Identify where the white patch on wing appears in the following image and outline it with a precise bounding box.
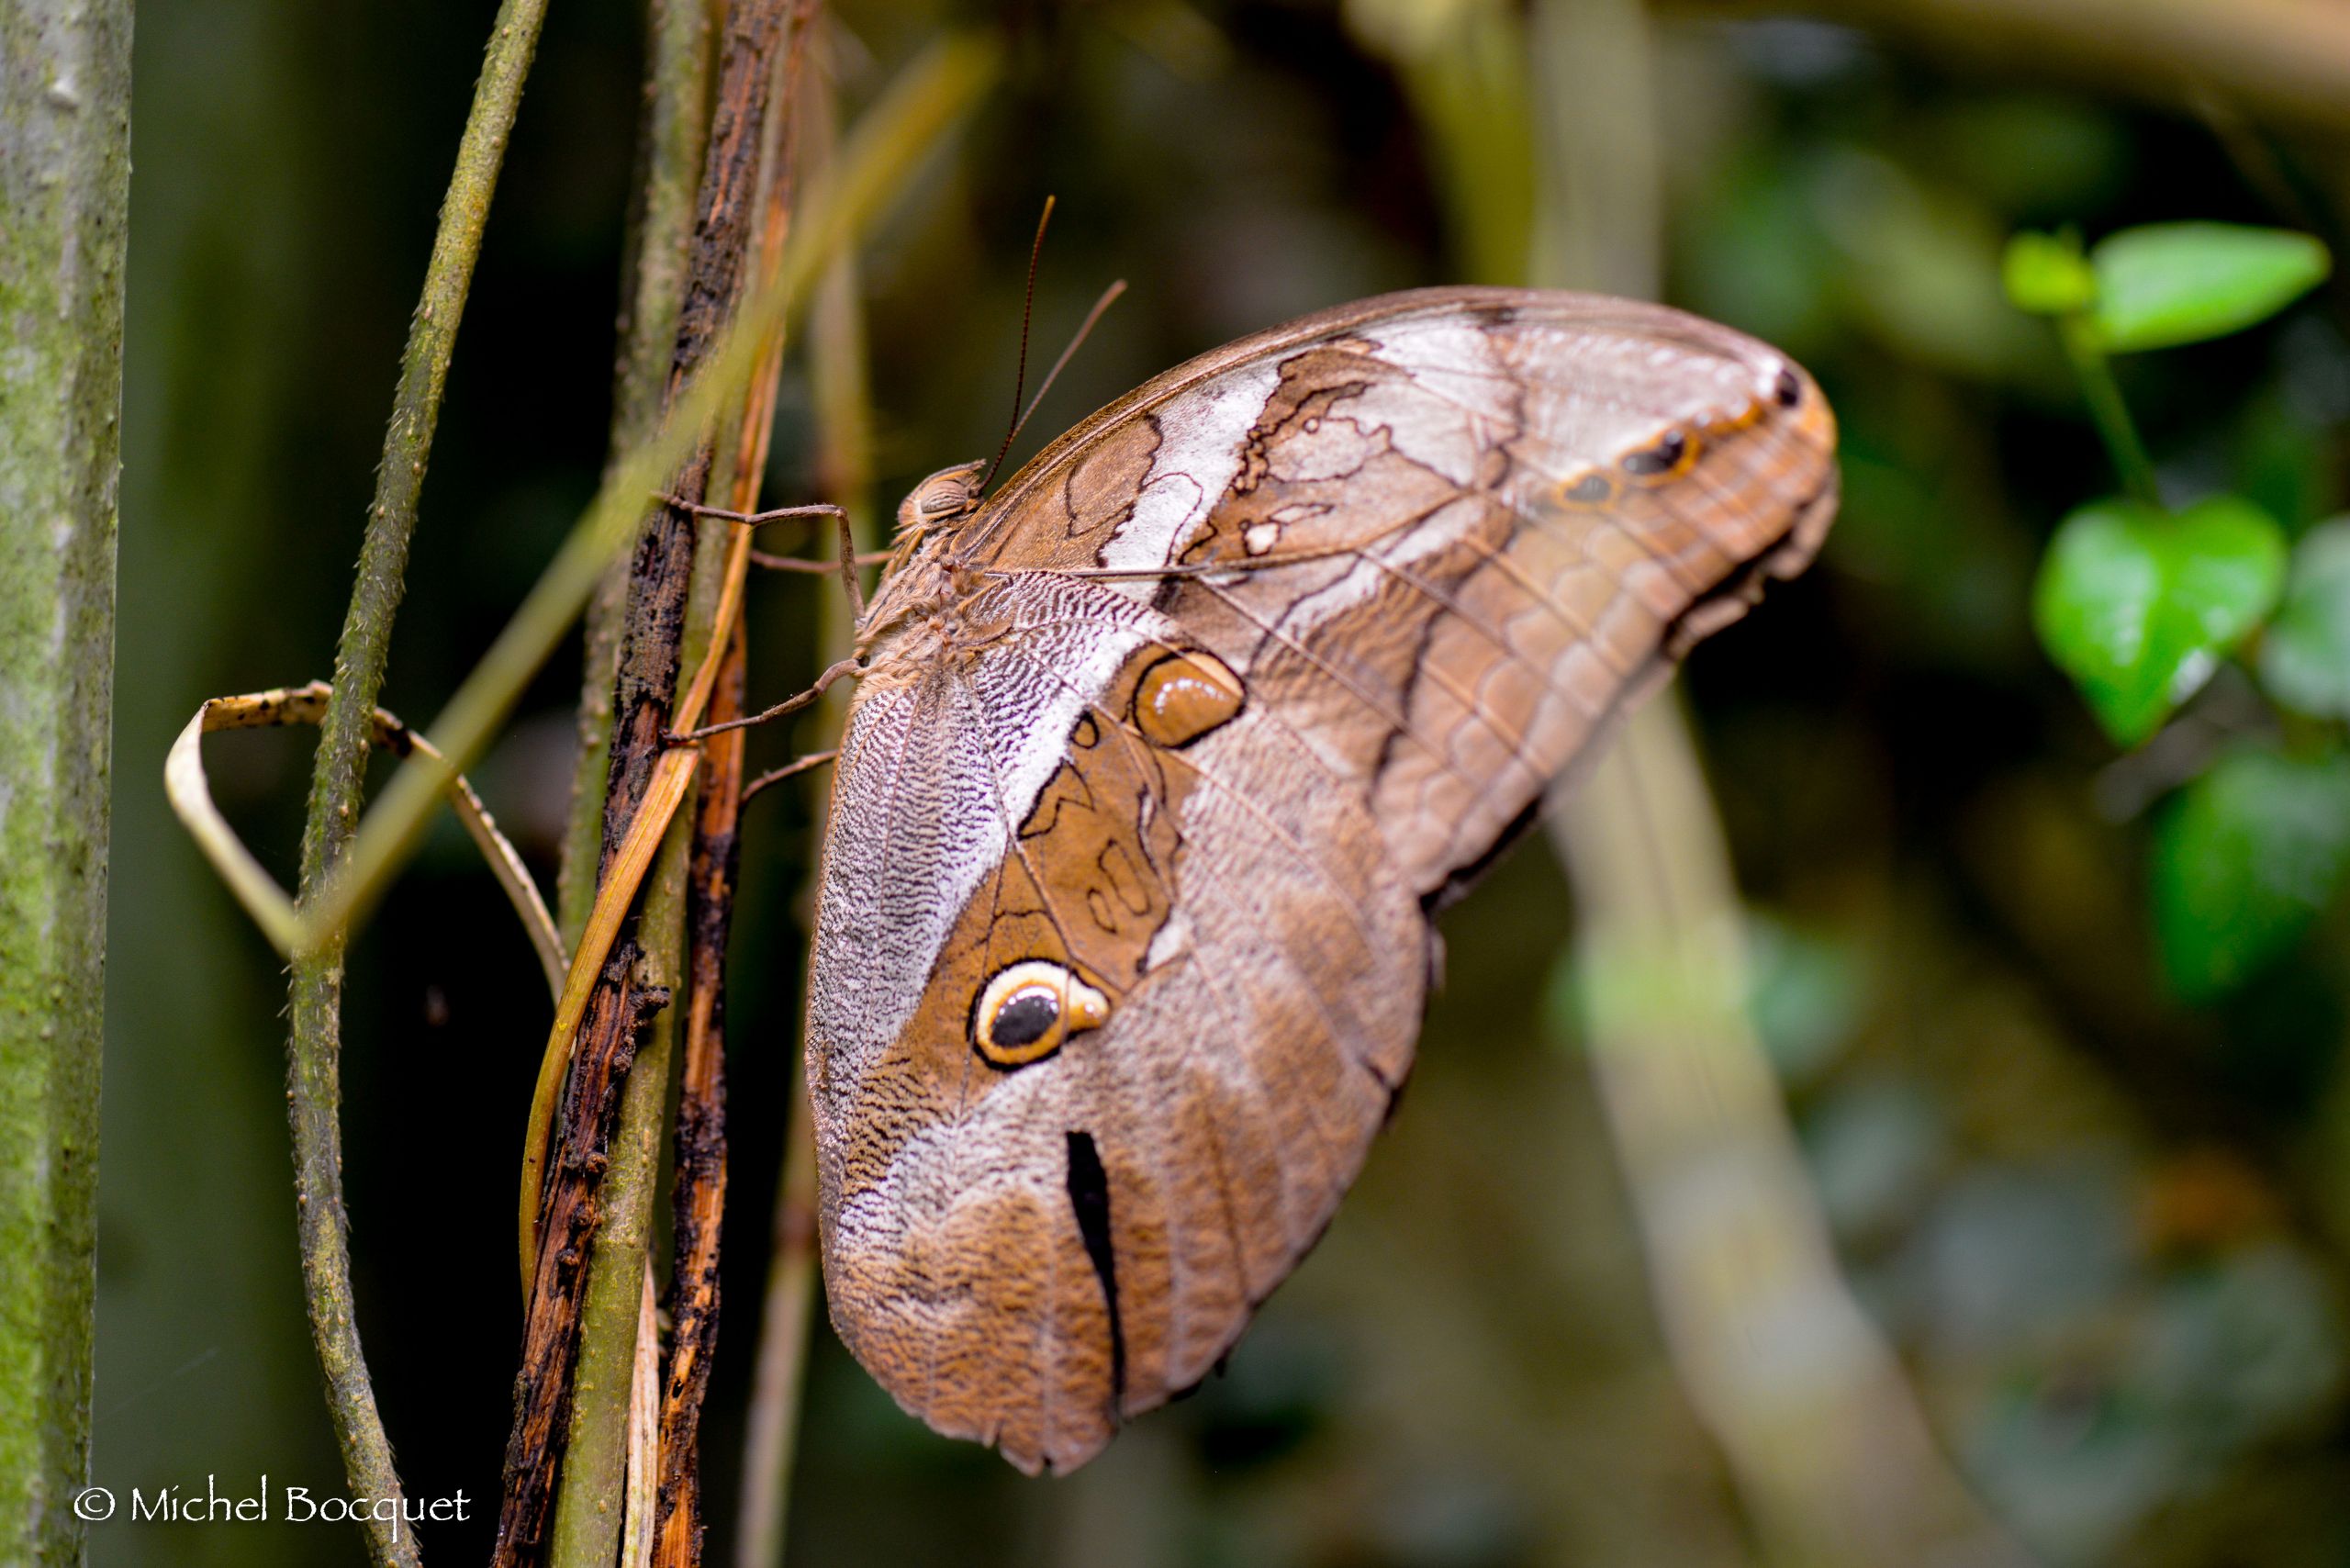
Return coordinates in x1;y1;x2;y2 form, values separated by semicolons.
808;611;1147;1078
1346;318;1510;486
1353;311;1774;492
1098;358;1281;592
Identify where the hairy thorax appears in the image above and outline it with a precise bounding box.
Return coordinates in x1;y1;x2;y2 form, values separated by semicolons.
852;457;1016;686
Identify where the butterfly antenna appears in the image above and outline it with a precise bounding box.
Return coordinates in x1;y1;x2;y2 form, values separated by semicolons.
1007;278;1127;452
980;195;1056;494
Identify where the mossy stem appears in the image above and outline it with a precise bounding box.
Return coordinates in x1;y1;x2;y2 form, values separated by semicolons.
0;0;129;1558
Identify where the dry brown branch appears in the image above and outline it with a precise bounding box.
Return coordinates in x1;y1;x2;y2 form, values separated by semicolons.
498;3;811;1562
493;942;670;1567
1698;0;2350;131
655;19;818;1560
653;625;744;1568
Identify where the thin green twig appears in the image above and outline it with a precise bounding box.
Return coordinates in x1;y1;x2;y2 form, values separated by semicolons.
285;4;547;1562
296;32;1002;957
2059;313;2163;508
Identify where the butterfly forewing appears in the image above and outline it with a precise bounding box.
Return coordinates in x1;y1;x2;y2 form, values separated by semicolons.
807;287;1837;1473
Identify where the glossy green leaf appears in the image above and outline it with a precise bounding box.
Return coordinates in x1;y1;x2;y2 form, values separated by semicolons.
2033;495;2289;745
2258;518;2350;719
2089;224;2330;353
2003;230;2097;316
2150;746;2350;1002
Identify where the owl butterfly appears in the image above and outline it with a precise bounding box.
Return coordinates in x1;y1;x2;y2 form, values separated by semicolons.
805;286;1837;1473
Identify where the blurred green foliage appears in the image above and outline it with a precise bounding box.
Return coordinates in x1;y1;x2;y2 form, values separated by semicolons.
2262;518;2350;717
2086;224;2332;354
97;2;2350;1566
2151;747;2350;1002
2031;493;2286;746
2006;218;2350;1001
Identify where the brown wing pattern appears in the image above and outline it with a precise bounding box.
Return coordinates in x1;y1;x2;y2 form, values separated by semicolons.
811;581;1420;1472
970;288;1838;895
807;287;1837;1474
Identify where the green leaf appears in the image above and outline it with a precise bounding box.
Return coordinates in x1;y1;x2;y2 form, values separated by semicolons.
2150;746;2350;1002
2089;223;2330;353
2033;495;2289;745
2258;518;2350;719
2003;230;2097;316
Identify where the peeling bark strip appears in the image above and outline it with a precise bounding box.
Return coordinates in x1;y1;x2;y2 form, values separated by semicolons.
654;628;745;1568
494;942;669;1567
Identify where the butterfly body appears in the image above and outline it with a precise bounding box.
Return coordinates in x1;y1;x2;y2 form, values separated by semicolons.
806;288;1837;1473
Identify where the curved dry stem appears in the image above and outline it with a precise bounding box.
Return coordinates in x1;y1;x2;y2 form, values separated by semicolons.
520;744;699;1286
167;682;565;996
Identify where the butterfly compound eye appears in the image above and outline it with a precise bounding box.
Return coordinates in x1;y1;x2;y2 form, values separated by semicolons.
895;459;988;537
919;461;985;516
973;960;1110;1070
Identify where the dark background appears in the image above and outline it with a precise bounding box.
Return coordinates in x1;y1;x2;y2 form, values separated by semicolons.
98;0;2350;1562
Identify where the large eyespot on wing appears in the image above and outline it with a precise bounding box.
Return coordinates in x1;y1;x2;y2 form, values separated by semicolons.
805;579;1423;1476
960;286;1837;901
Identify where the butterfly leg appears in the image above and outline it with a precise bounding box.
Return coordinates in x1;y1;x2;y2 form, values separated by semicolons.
657;496;844;530
740;747;839;804
667;654;864;745
658;494;869;625
749;548;892;571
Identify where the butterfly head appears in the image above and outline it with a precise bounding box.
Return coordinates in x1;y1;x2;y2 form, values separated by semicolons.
857;459;997;655
895;459;988;545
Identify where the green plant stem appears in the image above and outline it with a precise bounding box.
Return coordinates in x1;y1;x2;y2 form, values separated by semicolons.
0;2;129;1558
2060;313;2163;508
297;32;1001;957
735;1084;819;1568
1348;0;1532;286
285;4;546;1562
561;0;716;950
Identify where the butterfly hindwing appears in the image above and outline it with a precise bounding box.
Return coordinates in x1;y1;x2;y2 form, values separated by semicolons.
810;580;1417;1472
807;287;1837;1473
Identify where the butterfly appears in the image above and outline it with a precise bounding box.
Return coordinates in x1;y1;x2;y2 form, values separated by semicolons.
800;286;1837;1474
